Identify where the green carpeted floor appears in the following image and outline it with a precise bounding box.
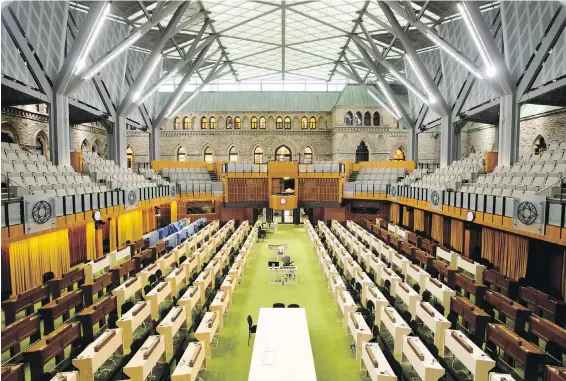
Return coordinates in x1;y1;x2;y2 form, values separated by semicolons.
201;224;362;381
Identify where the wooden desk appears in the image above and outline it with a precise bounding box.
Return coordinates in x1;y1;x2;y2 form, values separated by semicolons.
81;272;113;307
112;277;142;315
546;366;566;381
392;251;411;276
171;342;206;381
23;323;81;381
366;286;389;326
336;289;357;329
368;255;386;284
209;290;230;331
72;329;123;381
156;252;175;273
248;308;316;381
109;258;136;288
165;267;186;298
180;255;198;280
455;273;487;306
396;281;422;316
456;256;485;282
416;301;451;354
1;315;41;357
407;263;431;294
520;286;566;326
84;256;110;284
1;364;24;381
347;312;373;360
205;257;222;282
139;263;159;287
48;268;84;299
425;277;456;315
360;342;397;381
123;336;166;381
220;275;237;307
444;329;495;381
194;311;219;360
529;315;566;353
1;285;49;325
401;336;445;381
145;282;172;320
354;268;373;306
178;286;200;323
432;259;459;289
156;306;186;361
437;247;459;267
484;290;530;334
228;261;243;281
108;246;131;268
194;269;212;302
380;305;411;356
490;373;517;381
38;289;83;334
75;295;117;343
483;269;519;300
381;267;402;296
134;248;154;272
451;296;490;342
116;301;151;353
330;273;346;300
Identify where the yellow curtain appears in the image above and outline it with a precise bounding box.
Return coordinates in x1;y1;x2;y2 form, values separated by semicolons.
141;207;155;234
481;227;529;280
450;219;464;253
390;203;400;224
85;222;97;261
414;209;425;232
431;214;444;244
9;230;71;295
117;210;143;248
171;201;178;223
109;217;117;252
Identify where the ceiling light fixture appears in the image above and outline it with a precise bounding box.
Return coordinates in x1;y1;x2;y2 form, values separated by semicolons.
136;68;179;106
132;55;163;103
75;3;111;74
387;68;429;105
405;55;436;104
457;3;496;78
425;30;484;80
368;86;400;120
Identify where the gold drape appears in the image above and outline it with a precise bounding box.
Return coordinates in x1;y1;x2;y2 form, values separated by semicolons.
141;206;156;234
450;219;464;253
414;209;425;232
86;222;97;260
402;207;410;227
431;214;444;244
170;201;178;224
109;217;117;252
390;203;400;224
481;227;529;280
117;210;143;247
9;230;71;295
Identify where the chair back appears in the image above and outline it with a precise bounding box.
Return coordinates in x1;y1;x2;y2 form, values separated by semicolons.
247;315;253;329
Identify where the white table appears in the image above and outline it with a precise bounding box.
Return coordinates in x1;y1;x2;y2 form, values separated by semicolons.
248;308;316;381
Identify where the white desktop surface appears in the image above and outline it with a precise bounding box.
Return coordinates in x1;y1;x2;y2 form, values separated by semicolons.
248;308;317;381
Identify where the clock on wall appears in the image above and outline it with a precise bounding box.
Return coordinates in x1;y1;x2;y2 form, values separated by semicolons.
466;211;475;222
280;198;287;205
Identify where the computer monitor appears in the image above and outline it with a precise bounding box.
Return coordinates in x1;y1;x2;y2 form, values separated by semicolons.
268;261;279;268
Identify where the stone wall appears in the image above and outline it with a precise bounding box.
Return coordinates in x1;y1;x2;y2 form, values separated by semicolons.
460;124;496;158
126;130;150;165
417;132;441;163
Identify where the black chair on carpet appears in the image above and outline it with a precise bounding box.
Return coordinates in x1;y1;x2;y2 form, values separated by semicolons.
247;315;257;346
422;290;431;303
288;304;300;308
42;271;55;285
273;303;285;308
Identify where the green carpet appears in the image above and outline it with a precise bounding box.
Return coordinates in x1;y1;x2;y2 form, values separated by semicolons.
201;224;362;381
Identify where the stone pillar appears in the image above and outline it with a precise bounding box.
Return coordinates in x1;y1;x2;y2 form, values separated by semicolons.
498;93;520;166
49;93;71;166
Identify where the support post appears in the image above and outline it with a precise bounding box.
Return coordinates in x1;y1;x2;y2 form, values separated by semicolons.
49;93;71;166
439;115;454;168
407;128;418;162
149;130;160;162
114;116;128;168
498;93;520;166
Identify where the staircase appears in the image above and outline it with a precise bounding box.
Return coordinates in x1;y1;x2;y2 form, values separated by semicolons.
348;171;359;182
208;170;218;181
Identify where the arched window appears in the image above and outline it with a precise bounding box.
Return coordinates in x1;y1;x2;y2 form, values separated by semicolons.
275;145;292;162
303;146;313;164
276;116;283;129
259;116;266;129
533;135;547;155
210;117;217;129
91;140;100;153
364;112;371;126
254;146;263;164
81;139;89;152
204;146;213;163
373;112;380;126
226;117;233;129
177;146;186;161
1;123;19;144
201;117;208;129
126;145;134;168
309;117;316;129
393;148;405;161
284;117;291;129
354;112;362;126
174;117;181;129
234;117;241;129
345;111;353;126
35;137;45;156
251;116;258;129
301;117;308;129
229;146;238;162
355;141;369;163
183;117;190;129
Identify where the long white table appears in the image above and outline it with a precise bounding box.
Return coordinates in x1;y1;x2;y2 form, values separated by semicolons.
248;308;317;381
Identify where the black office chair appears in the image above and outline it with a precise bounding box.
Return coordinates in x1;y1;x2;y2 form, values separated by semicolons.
401;310;412;324
155;269;163;279
42;271;55;285
143;285;152;296
273;303;285;308
247;315;257;346
288;304;300;308
412;284;420;294
434;302;445;315
108;312;119;329
384;280;391;294
121;301;134;315
179;255;187;264
148;274;157;286
422;290;431;303
447;312;458;329
546;341;563;363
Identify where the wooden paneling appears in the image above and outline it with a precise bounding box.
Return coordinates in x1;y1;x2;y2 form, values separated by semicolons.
298;178;340;203
352;160;416;172
226;178;269;203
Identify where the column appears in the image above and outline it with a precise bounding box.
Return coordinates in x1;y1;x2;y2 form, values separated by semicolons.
439;115;454;168
406;128;418;162
149;128;161;162
498;93;519;166
49;93;71;166
114;116;128;167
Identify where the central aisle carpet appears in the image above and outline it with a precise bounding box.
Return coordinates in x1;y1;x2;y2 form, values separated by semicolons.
202;224;361;381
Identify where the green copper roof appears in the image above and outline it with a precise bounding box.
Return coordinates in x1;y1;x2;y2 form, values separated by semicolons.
159;85;382;113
